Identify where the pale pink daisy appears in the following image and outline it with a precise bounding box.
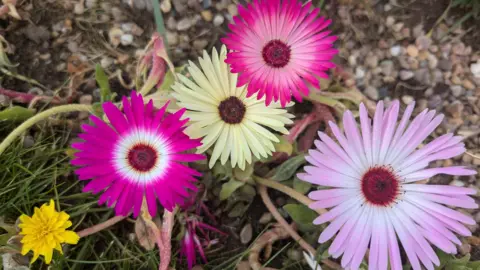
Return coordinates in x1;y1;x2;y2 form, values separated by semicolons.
222;0;338;107
298;100;478;270
71;91;205;217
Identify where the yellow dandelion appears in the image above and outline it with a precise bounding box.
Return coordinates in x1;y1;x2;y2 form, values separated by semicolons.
18;199;79;264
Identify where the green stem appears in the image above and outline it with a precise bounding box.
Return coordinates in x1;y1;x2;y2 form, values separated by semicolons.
252;176;326;215
0;104;93;155
151;0;169;50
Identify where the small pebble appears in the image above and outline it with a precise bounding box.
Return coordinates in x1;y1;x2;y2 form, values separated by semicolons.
445;101;464;118
55;62;66;72
160;0;172;13
385;16;395;27
406;45;418;57
415;36;432;51
450;180;465;187
100;57;114;69
399;70;414;80
467;114;479;124
416;99;428;111
79;94;93;105
166;16;177;30
166;31;179;46
408;57;419;70
392;22;404;32
401;95;414;105
213;14;225;26
111;7;126;22
172;0;188;13
451;76;462;85
438;59;453;71
463;79;475;90
108;27;123;47
193;39;208;51
120;34;134;46
401;27;410;38
259;213;272;224
348;55;357;67
67;41;79;53
85;0;97;8
74;2;84;14
427;54;438;69
450;85;464;97
390;45;401;57
355;67;366;79
227;4;238;17
470;61;480;78
345;78;355;87
414;68;431;85
177;18;193;31
452;42;466;55
121;23;144;36
201;10;213;22
462;154;473;164
365;54;379;69
412;24;425;38
364;86;379;100
240;223;253;244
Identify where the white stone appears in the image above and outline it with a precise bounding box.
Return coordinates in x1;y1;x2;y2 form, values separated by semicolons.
390;45;401;57
470;61;480;78
120;34;134;46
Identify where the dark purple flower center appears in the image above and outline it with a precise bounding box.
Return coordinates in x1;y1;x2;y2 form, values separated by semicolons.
127;144;158;172
262;40;291;68
218;96;246;124
361;167;399;206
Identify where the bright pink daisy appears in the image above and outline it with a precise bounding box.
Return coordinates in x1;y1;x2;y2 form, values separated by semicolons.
298;100;478;270
71;91;205;217
222;0;338;107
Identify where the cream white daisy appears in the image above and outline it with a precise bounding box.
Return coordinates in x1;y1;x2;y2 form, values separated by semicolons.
171;45;294;170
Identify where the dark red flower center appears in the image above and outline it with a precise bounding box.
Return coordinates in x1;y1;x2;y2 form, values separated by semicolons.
127;144;158;172
361;167;399;206
218;96;246;124
262;40;291;68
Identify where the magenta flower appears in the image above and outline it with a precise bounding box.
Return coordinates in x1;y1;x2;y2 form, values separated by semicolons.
222;0;338;107
180;216;226;269
71;91;205;217
298;100;478;270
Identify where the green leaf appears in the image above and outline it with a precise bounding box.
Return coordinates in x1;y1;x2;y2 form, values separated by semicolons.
219;179;245;200
157;65;186;92
273;135;293;155
95;64;111;102
293;175;311;194
228;202;249;218
272;154;306;181
452;254;471;266
283;203;317;232
467;260;480;269
437;249;454;268
0;106;35;121
233;164;254;182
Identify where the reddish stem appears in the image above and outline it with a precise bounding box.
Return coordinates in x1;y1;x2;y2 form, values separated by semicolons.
77;215;126;238
285;112;316;143
0;87;64;105
158;209;175;270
